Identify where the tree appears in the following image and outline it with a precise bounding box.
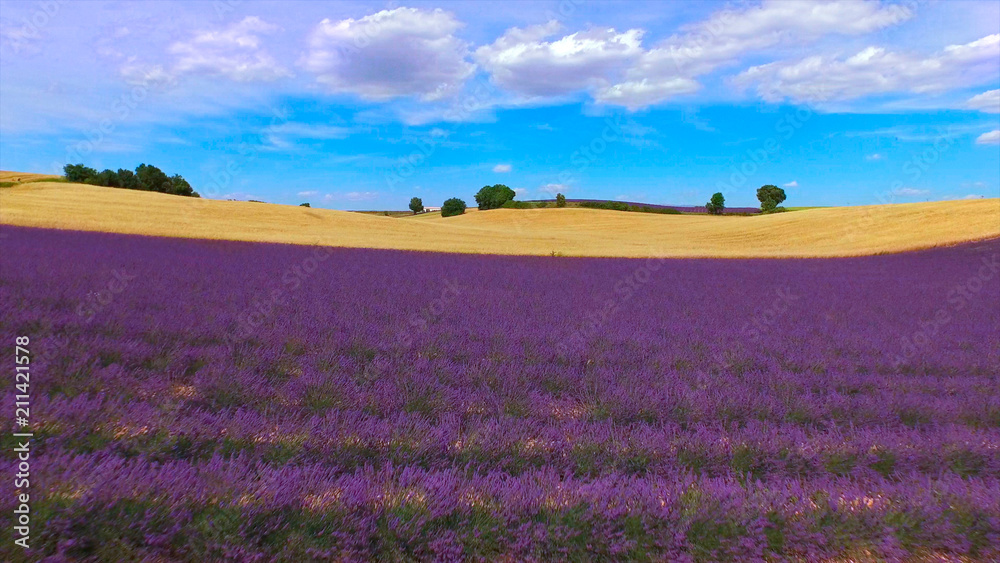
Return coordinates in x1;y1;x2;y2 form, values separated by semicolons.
117;169;140;190
441;197;467;217
409;197;424;214
705;192;725;215
169;174;194;196
64;164;97;183
474;184;515;210
135;163;170;192
756;185;786;213
300;203;310;207
555;193;567;208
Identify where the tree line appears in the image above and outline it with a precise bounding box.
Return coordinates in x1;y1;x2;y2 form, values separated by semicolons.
64;163;199;197
410;183;787;218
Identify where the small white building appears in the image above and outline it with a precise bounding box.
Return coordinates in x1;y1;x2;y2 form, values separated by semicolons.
423;206;441;213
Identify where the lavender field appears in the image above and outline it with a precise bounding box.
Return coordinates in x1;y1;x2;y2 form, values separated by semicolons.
2;225;999;561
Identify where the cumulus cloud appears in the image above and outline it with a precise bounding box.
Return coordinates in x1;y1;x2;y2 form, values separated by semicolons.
967;89;1000;113
976;129;1000;145
168;17;290;82
783;181;798;188
297;190;319;197
302;7;474;101
598;0;912;108
475;21;644;98
892;187;929;197
735;34;1000;103
493;164;512;173
119;17;289;85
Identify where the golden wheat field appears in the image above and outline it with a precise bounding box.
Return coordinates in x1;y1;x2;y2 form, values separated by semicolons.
1;177;998;257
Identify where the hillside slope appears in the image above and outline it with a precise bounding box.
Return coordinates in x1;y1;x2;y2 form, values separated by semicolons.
2;180;998;257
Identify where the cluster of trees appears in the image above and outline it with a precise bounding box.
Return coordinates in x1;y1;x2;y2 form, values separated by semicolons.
64;163;198;197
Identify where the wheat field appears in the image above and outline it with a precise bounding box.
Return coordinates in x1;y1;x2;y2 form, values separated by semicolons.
2;179;998;257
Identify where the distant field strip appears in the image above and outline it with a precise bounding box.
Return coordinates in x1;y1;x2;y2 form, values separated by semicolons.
2;180;998;257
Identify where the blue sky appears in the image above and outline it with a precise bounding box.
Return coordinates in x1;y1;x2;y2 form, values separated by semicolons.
1;0;998;210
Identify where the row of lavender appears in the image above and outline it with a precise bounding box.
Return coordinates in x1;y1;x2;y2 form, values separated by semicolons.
1;226;998;560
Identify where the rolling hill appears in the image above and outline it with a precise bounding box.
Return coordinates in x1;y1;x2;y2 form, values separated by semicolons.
2;176;998;258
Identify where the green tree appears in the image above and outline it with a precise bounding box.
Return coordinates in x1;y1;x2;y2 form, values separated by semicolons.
441;197;467;217
705;192;725;215
135;163;170;192
409;197;424;214
756;185;786;213
555;193;567;207
116;169;140;190
474;184;515;210
169;174;195;196
64;164;97;183
299;203;310;207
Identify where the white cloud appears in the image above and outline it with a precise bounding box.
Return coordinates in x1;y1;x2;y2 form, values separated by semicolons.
596;78;700;110
540;183;570;196
976;129;1000;145
513;187;527;196
297;190;319;197
167;17;290;82
324;191;380;202
493;163;512;173
475;22;644;98
783;181;798;188
967;89;1000;113
599;0;912;108
302;8;474;101
118;17;289;86
345;191;379;201
865;153;885;161
892;187;930;197
735;34;1000;103
119;62;176;87
271;123;353;139
265;122;357;149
